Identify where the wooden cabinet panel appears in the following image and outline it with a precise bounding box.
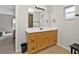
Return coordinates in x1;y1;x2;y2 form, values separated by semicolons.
50;31;55;45
28;44;37;54
37;35;43;50
28;36;37;45
51;30;57;44
37;32;46;50
54;30;57;42
41;36;47;49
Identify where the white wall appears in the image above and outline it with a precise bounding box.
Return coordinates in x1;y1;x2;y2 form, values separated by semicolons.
49;5;79;51
16;5;50;52
0;14;14;32
16;5;28;52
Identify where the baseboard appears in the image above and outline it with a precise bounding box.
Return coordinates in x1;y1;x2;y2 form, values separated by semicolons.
15;48;21;53
57;43;70;52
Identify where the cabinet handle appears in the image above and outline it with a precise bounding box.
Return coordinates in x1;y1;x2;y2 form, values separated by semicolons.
32;47;35;51
31;40;35;43
45;37;49;38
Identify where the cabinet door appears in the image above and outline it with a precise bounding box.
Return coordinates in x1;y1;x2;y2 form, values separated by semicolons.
37;33;43;50
37;32;47;50
53;30;57;43
47;35;53;46
37;35;42;50
47;31;55;46
45;34;50;47
41;35;47;49
50;30;57;45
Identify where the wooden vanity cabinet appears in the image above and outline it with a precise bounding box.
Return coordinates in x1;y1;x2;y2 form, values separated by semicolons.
27;30;57;54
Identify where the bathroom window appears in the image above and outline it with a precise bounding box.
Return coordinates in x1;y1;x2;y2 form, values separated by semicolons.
64;5;75;20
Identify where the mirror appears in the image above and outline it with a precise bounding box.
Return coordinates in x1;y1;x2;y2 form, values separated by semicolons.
28;7;46;28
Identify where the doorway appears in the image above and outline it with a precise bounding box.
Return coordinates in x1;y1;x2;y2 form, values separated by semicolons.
0;5;16;53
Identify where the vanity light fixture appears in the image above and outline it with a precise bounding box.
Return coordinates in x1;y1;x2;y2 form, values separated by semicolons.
35;6;45;11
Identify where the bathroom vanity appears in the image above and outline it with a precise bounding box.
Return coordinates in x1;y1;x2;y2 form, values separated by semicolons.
26;27;57;54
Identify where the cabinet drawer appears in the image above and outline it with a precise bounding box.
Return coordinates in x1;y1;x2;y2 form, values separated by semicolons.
28;33;38;37
28;36;37;45
28;45;37;54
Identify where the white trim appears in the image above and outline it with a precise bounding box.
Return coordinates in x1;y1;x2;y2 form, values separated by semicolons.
57;43;70;52
16;48;21;53
15;38;21;53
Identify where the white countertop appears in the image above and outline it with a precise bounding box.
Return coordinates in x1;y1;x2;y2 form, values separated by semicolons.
25;27;58;33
